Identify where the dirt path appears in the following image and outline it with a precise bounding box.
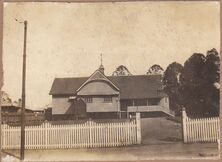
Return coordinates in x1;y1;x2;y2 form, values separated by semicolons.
141;117;182;144
2;142;219;161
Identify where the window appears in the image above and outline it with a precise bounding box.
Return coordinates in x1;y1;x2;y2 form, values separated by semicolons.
85;97;93;103
104;97;112;103
148;98;160;106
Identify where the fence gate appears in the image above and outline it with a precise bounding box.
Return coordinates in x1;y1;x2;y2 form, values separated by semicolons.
1;113;141;149
182;109;220;143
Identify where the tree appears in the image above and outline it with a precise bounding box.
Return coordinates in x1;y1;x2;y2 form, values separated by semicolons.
180;50;220;117
163;62;183;115
0;91;12;105
203;48;220;116
180;53;206;117
147;64;164;75
204;48;220;84
112;65;132;76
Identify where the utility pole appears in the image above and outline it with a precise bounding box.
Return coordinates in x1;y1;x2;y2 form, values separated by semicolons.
0;4;3;161
20;20;27;161
0;92;2;162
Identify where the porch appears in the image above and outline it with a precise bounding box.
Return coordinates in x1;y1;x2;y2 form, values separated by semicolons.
127;105;175;116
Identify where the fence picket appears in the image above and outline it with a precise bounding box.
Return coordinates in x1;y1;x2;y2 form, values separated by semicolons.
182;110;219;143
187;118;189;142
210;118;213;142
118;123;121;146
195;119;198;142
1;118;140;149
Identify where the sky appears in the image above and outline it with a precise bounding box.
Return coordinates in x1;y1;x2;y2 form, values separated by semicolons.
2;1;220;110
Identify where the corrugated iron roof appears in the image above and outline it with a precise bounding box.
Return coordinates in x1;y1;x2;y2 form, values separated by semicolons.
49;75;166;99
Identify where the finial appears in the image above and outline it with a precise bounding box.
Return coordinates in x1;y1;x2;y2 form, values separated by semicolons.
99;53;105;74
100;53;103;65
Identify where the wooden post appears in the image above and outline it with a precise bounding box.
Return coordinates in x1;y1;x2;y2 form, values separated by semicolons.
182;107;187;143
117;96;121;119
45;122;48;148
0;2;3;159
20;20;28;161
136;112;141;144
0;91;2;162
2;124;4;150
89;120;92;148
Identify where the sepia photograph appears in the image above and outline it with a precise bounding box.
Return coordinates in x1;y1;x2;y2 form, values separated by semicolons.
0;0;220;161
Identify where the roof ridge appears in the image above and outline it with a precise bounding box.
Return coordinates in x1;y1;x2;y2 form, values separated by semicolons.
55;77;88;79
54;74;163;79
108;74;162;77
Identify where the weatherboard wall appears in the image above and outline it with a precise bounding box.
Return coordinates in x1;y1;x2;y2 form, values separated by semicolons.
77;81;119;96
52;96;71;114
86;96;119;112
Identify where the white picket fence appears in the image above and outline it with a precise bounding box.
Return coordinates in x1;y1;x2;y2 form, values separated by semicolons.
182;109;220;143
1;115;141;149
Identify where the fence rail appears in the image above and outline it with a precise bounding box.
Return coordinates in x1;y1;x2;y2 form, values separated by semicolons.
182;109;220;143
1;115;141;149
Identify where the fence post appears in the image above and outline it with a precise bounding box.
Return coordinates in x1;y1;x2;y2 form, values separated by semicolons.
182;108;187;143
136;112;141;144
89;120;92;148
2;124;4;149
45;122;48;148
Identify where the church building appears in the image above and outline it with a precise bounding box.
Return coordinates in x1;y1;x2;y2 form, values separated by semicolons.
49;64;174;119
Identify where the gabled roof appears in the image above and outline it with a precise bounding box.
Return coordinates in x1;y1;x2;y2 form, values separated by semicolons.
49;75;167;99
77;70;119;92
108;75;165;99
50;77;88;95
